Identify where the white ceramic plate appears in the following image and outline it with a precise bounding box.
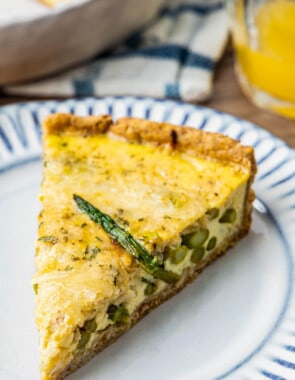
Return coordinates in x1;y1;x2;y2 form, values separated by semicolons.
0;97;294;380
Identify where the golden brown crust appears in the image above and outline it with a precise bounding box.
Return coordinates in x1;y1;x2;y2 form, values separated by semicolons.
56;221;251;380
43;114;112;137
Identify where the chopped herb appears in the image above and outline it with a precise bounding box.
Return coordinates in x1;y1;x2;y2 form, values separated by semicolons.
63;236;68;243
64;266;73;271
33;283;39;294
84;246;100;261
205;208;219;220
74;195;179;283
122;170;132;176
164;215;171;220
60;142;68;147
115;216;129;228
95;236;102;242
60;227;68;234
38;235;58;244
168;192;187;207
138;217;145;222
71;256;80;262
81;223;87;228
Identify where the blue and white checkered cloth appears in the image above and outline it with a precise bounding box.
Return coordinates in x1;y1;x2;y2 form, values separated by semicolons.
5;0;228;102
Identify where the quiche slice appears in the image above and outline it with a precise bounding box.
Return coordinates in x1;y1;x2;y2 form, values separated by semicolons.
33;114;256;380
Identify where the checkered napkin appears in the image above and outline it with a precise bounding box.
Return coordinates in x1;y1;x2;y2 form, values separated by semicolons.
5;0;228;102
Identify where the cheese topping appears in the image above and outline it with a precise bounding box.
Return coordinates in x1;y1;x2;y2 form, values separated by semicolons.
35;133;250;379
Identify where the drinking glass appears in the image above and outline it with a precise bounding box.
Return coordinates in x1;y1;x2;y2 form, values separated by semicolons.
226;0;295;119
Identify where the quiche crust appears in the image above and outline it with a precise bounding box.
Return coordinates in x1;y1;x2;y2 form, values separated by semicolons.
39;114;257;380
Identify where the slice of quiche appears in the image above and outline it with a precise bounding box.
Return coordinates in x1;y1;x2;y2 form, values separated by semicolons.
33;114;256;380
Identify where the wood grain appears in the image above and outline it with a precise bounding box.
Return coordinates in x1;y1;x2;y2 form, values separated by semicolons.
0;47;294;148
204;48;295;148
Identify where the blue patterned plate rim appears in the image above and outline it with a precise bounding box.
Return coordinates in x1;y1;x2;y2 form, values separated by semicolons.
2;95;295;150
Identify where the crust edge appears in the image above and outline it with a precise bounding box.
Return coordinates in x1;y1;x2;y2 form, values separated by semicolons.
43;114;113;136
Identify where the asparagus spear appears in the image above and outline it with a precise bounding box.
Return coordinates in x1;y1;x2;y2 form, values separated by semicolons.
73;194;179;284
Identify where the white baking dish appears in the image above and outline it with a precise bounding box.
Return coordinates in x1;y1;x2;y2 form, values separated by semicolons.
0;0;165;84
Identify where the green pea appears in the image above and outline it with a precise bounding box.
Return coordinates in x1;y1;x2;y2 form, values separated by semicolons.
168;246;188;264
84;318;97;332
205;208;219;220
219;208;237;224
144;282;156;296
182;228;209;248
191;247;205;263
77;330;90;350
142;277;157;295
207;237;217;251
107;304;130;324
153;268;180;283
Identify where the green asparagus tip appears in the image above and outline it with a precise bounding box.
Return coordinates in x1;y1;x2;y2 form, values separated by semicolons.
73;194;180;284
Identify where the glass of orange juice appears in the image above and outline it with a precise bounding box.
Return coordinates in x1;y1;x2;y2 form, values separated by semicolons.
226;0;295;119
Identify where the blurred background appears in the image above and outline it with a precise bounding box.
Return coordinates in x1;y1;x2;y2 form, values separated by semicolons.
0;0;294;146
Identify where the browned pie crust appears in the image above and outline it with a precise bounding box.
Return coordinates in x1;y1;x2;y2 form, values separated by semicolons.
43;114;112;137
42;114;257;380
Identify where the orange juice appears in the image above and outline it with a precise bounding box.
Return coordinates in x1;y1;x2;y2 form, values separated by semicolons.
231;0;295;119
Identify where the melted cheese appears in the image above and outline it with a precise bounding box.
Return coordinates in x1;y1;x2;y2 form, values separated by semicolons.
34;133;250;379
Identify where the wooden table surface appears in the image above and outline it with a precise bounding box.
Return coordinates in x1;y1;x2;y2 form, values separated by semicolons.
208;48;295;148
0;47;294;148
